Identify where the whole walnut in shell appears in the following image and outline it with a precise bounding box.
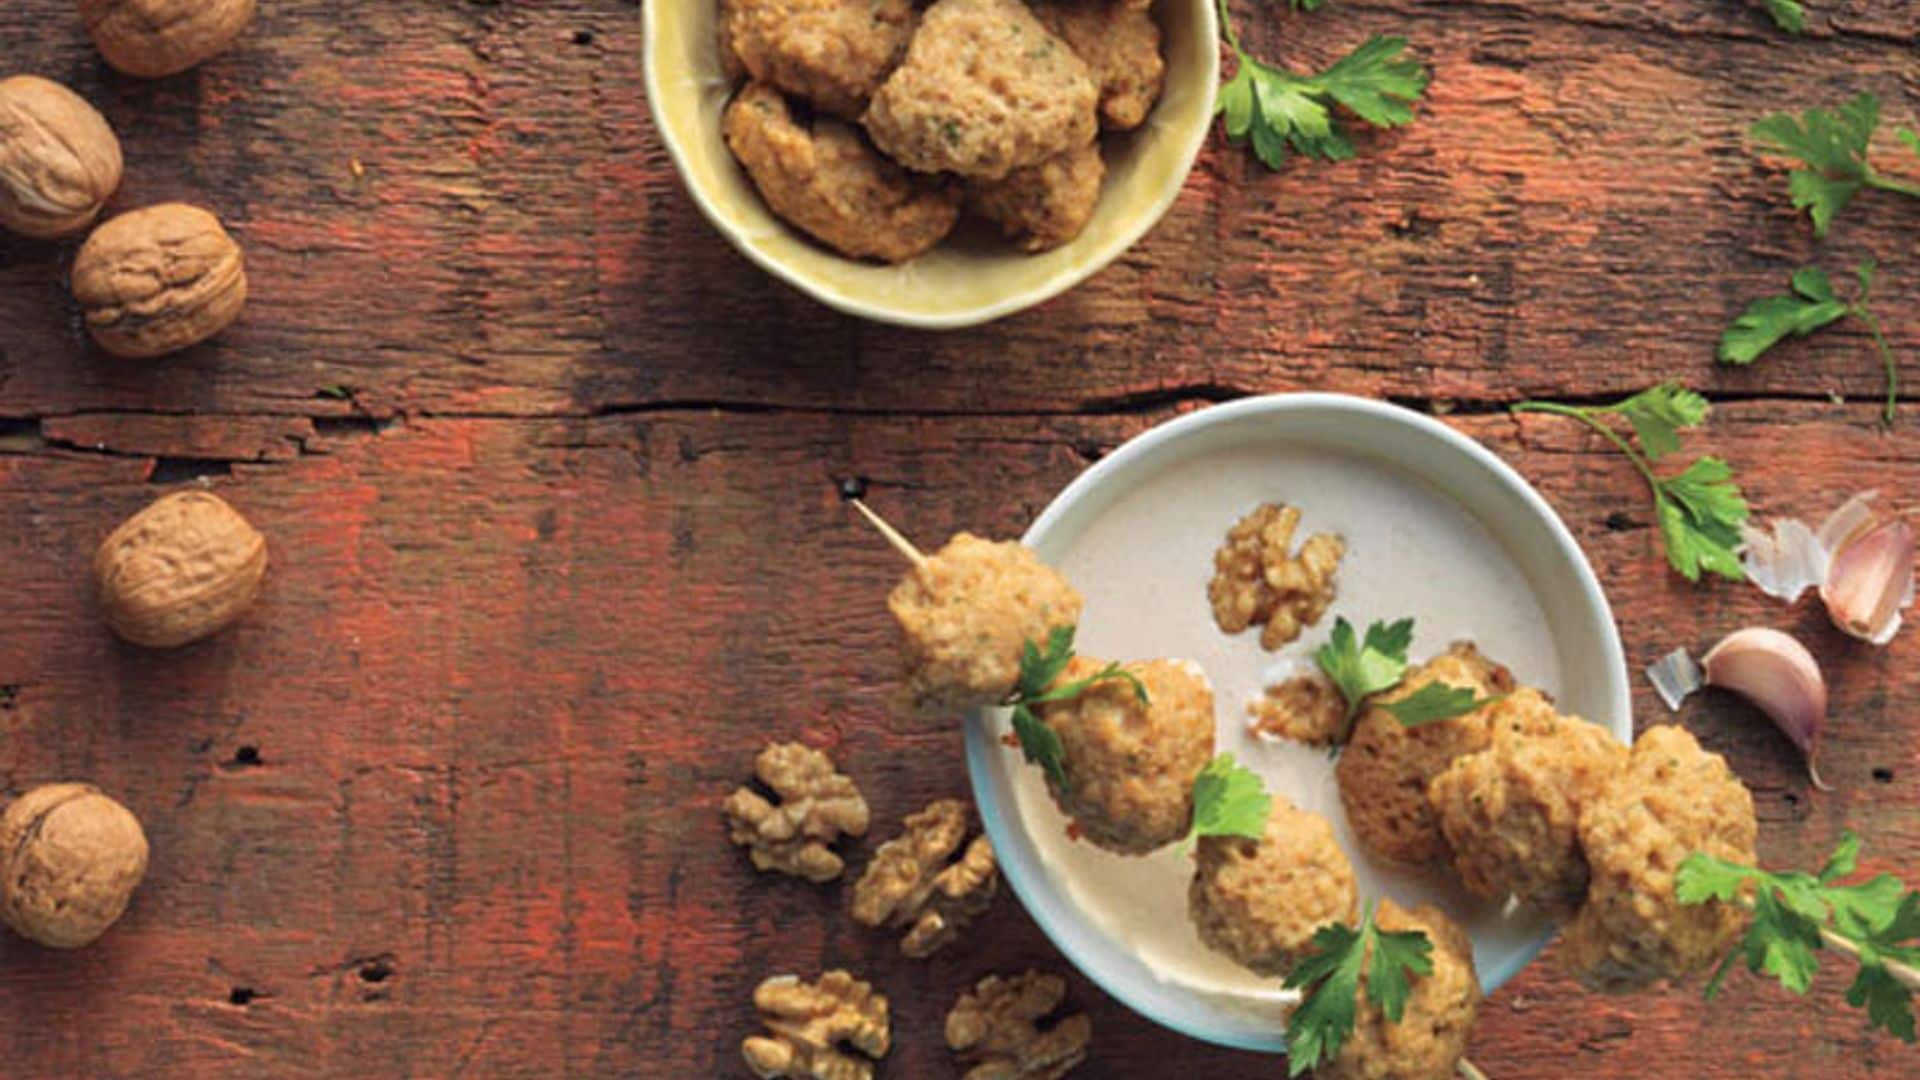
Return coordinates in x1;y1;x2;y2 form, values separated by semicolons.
80;0;258;79
95;490;268;648
0;783;149;949
0;76;122;239
72;203;247;358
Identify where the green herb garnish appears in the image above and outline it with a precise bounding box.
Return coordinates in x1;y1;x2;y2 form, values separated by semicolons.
1314;616;1413;735
1004;626;1148;787
1381;682;1503;728
1677;831;1920;1042
1214;0;1427;170
1720;262;1900;423
1750;92;1920;238
1762;0;1806;33
1184;752;1271;851
1283;900;1435;1075
1512;384;1749;583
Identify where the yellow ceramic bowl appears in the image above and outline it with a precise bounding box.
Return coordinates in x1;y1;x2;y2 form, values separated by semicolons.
643;0;1220;329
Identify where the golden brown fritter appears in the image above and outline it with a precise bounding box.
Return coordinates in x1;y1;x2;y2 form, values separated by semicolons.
1036;657;1214;855
1335;644;1513;867
1563;725;1758;993
888;532;1084;715
1250;672;1348;747
1316;900;1481;1080
1189;796;1358;976
724;82;961;264
965;140;1105;253
1427;690;1627;915
719;0;918;118
864;0;1098;180
1031;0;1167;131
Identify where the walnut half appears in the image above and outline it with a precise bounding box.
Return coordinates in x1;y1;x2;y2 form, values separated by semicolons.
742;970;890;1080
724;742;869;883
851;798;997;958
1207;503;1343;650
946;971;1091;1080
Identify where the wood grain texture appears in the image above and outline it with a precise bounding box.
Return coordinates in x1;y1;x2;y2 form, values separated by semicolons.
0;0;1917;1076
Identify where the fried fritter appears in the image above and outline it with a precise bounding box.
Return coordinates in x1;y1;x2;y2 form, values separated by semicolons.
864;0;1099;180
1189;796;1358;976
724;82;961;264
965;140;1105;253
719;0;918;118
1032;0;1167;131
1316;900;1481;1080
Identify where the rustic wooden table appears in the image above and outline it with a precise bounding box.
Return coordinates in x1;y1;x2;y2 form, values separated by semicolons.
2;0;1917;1076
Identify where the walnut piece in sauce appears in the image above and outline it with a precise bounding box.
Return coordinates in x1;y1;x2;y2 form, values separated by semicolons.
850;798;997;957
742;970;890;1080
946;971;1091;1080
1207;503;1344;650
1249;671;1346;747
724;742;870;883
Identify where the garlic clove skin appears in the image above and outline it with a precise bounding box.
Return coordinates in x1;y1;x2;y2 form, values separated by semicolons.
1702;627;1831;790
1821;518;1915;646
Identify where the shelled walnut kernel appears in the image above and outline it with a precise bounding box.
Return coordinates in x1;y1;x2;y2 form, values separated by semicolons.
724;742;869;883
851;798;997;958
742;970;890;1080
946;971;1091;1080
1207;503;1343;650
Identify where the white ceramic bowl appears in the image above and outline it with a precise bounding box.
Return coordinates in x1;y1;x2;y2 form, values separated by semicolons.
642;0;1219;329
966;394;1632;1052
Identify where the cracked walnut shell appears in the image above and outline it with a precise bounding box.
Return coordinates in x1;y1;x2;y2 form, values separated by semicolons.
725;742;870;883
95;490;268;648
743;970;890;1080
72;202;247;359
851;798;997;957
1207;503;1343;650
0;783;148;949
0;76;123;239
80;0;258;79
946;971;1090;1080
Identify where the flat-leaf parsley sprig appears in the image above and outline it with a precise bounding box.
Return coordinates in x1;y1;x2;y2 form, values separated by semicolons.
1315;616;1411;736
1751;92;1920;237
1004;626;1148;787
1761;0;1806;34
1720;261;1902;423
1283;900;1435;1075
1183;752;1271;851
1214;0;1428;169
1677;831;1920;1042
1380;681;1505;728
1512;384;1751;583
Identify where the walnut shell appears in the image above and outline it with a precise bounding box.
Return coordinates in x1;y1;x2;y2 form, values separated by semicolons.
79;0;257;79
0;76;122;239
0;783;148;949
72;203;247;358
95;490;267;647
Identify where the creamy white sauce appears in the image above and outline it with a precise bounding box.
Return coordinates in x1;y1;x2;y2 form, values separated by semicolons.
999;443;1566;1020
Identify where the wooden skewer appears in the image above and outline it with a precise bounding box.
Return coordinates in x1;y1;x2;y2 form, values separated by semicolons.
1819;925;1920;992
850;498;927;569
1457;1059;1490;1080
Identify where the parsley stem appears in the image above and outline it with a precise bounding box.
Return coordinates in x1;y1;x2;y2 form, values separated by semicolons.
1215;0;1242;52
1865;170;1920;201
1510;401;1663;494
1854;305;1900;425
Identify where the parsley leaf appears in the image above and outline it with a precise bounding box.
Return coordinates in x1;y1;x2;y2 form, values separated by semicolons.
1214;0;1427;170
1751;92;1920;237
1289;0;1327;9
1678;831;1920;1042
1186;753;1272;850
1283;901;1434;1076
1762;0;1806;33
1315;616;1414;725
1381;682;1502;728
1003;626;1150;789
1512;385;1750;582
1719;262;1902;422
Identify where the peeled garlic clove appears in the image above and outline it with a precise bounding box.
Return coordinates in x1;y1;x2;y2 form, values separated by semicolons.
1702;628;1830;790
1821;518;1915;646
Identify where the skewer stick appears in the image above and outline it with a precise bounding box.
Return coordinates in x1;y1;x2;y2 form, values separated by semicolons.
1819;925;1920;992
850;498;927;569
1457;1060;1490;1080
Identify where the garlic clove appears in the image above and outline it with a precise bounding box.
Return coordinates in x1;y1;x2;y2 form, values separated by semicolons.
1820;517;1915;646
1702;627;1831;790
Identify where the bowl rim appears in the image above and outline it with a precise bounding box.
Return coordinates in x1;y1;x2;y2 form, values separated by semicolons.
964;392;1633;1053
640;0;1221;330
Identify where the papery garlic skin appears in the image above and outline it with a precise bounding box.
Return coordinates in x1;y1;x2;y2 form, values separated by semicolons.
1702;628;1830;790
1821;518;1915;646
